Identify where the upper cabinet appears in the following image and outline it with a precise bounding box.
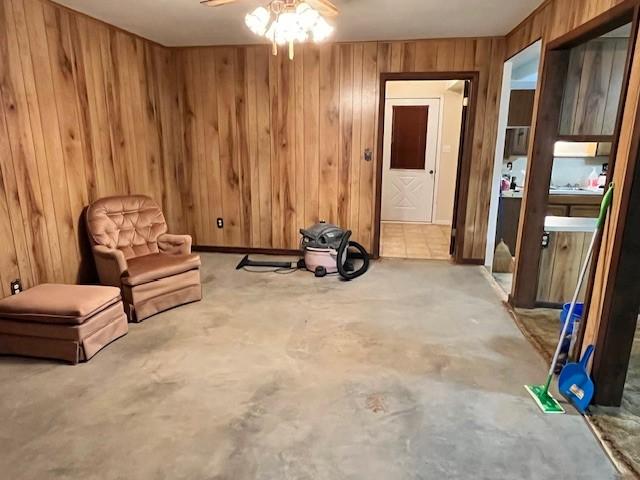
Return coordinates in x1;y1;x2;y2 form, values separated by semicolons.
507;90;535;127
559;37;629;137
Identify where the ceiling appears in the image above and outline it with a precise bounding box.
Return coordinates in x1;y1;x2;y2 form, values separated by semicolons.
53;0;543;47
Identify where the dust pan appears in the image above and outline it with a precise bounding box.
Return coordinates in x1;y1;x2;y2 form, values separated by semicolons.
558;345;595;414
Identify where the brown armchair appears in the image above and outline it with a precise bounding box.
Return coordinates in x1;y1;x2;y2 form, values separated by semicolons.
86;195;202;322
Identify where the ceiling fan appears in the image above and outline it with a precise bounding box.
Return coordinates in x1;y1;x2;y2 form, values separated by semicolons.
201;0;339;59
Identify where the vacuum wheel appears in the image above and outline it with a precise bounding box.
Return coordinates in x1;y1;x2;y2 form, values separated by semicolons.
314;266;327;278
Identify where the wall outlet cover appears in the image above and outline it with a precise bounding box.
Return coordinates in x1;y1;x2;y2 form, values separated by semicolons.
10;279;22;295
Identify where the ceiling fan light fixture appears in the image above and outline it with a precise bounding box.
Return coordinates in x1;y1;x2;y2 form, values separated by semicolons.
311;16;333;42
296;2;320;30
245;6;271;36
243;0;334;59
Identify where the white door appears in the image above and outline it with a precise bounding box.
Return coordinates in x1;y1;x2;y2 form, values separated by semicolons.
381;98;440;222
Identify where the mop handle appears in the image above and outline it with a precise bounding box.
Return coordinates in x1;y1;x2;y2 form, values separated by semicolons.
545;184;614;380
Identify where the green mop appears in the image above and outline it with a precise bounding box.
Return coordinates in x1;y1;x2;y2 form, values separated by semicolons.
525;184;614;414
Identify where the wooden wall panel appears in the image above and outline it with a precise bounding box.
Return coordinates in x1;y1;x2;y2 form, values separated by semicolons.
506;0;640;352
0;0;177;295
173;37;506;256
15;0;637;298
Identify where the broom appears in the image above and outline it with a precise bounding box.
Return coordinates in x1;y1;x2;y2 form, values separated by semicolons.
493;239;513;273
525;184;614;414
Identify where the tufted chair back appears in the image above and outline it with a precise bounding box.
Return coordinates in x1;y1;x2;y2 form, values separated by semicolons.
86;195;168;259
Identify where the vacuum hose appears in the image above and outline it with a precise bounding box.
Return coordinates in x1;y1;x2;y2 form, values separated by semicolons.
336;230;370;281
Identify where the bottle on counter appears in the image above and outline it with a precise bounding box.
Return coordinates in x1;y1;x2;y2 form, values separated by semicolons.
598;163;608;189
510;176;517;190
587;167;599;190
501;176;510;192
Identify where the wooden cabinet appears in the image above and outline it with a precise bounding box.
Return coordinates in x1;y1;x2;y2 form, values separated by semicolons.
548;193;601;218
569;205;600;217
559;37;628;136
496;196;522;256
504;128;530;157
508;90;535;127
547;204;569;216
537;231;591;304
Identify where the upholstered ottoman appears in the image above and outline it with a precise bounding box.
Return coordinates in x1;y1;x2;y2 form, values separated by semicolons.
0;284;128;364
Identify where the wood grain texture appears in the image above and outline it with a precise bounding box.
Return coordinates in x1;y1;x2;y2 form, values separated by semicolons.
5;0;637;300
506;0;640;350
0;0;177;293
173;37;506;258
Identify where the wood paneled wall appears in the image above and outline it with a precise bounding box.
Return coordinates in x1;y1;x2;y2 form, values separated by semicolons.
0;0;179;296
174;38;506;258
505;0;637;348
0;0;507;298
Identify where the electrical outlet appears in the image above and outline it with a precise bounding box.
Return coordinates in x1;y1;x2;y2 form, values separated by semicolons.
217;218;224;229
541;232;550;248
10;279;22;295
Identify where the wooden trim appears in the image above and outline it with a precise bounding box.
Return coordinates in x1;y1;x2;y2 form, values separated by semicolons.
574;5;640;360
512;3;639;309
194;245;301;256
592;132;640;405
555;134;615;143
372;71;480;264
590;24;640;404
175;36;505;51
510;48;570;308
458;258;484;266
546;0;638;51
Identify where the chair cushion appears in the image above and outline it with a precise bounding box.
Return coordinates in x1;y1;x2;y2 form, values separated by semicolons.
123;253;201;286
86;195;168;259
0;284;122;325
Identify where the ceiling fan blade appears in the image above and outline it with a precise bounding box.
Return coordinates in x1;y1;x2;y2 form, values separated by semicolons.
306;0;339;17
200;0;239;6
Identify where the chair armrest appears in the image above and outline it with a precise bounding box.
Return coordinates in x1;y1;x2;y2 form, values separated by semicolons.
92;245;128;287
158;233;193;255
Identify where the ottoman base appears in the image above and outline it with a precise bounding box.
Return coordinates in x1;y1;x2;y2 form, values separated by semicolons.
0;301;128;364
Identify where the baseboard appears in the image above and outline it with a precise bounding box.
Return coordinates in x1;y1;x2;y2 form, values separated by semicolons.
459;258;484;265
193;245;301;256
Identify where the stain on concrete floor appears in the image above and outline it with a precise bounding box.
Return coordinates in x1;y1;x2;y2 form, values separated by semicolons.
0;254;619;479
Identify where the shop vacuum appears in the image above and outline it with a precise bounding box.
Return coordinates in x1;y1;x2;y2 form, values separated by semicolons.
235;222;370;280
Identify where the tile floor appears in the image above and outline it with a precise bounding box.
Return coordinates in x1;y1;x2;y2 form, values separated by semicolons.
492;272;513;295
380;222;451;260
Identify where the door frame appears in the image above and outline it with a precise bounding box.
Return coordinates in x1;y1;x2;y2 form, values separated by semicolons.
372;71;480;262
511;1;639;310
505;0;640;405
485;40;542;271
381;97;444;224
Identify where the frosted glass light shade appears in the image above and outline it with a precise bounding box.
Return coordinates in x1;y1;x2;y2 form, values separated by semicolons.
245;6;270;35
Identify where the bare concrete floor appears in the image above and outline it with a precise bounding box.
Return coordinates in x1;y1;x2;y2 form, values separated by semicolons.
0;254;618;479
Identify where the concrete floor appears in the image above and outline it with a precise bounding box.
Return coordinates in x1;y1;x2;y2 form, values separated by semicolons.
0;253;618;480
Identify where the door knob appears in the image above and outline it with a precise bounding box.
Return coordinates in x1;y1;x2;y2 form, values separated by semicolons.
429;170;434;174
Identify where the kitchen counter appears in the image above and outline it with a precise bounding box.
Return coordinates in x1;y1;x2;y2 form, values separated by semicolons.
500;188;603;199
544;216;597;233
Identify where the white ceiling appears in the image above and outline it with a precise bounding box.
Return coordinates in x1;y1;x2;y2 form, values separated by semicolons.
53;0;543;47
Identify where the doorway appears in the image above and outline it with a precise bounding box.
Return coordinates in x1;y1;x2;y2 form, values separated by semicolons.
486;40;542;294
378;79;467;260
